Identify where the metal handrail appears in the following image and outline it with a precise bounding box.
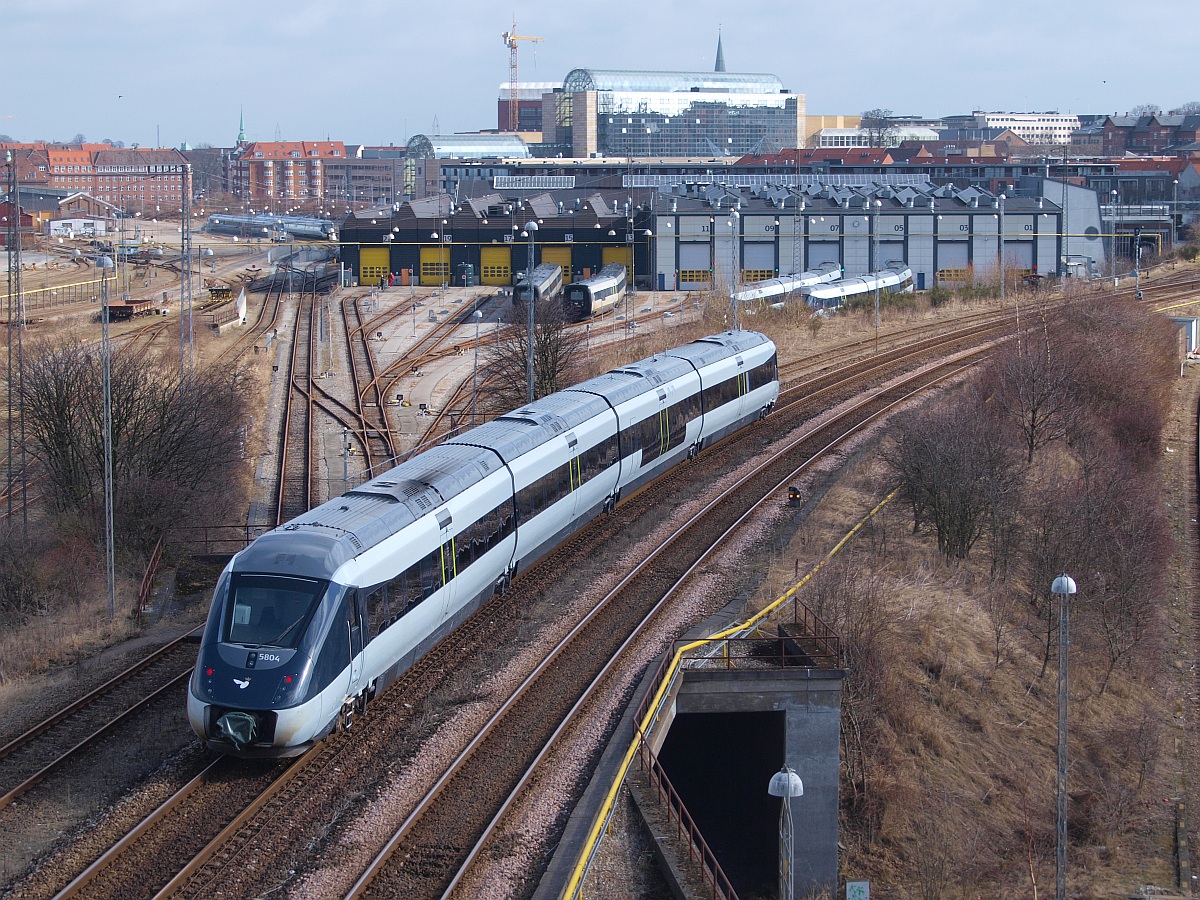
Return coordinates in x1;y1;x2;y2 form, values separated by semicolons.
638;742;739;900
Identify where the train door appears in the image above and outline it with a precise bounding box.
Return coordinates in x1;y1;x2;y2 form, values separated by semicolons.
542;246;573;284
348;589;364;697
480;246;512;286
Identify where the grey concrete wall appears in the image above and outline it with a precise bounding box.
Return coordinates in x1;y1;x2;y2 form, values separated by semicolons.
675;666;845;896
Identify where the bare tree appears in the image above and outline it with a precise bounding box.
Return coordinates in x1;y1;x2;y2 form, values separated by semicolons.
883;398;1020;560
860;108;896;146
1129;103;1162;117
18;339;251;558
1171;100;1200;115
479;297;586;413
980;316;1076;464
1057;297;1177;470
1068;441;1170;692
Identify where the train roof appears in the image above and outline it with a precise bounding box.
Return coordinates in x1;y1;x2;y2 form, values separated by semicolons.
572;263;626;288
236;443;506;577
449;391;612;461
234;331;775;577
664;330;773;368
568;354;697;406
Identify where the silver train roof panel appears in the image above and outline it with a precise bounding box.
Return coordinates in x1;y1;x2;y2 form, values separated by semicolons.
232;528;353;581
348;444;499;510
568;355;697;406
664;330;771;368
449;391;612;461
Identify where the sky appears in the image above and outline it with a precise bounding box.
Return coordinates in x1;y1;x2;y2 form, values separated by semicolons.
3;0;1197;149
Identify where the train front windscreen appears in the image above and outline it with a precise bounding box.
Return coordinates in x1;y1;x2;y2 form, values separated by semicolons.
564;284;590;319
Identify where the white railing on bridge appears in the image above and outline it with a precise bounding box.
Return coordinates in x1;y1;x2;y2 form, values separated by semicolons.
1101;203;1171;220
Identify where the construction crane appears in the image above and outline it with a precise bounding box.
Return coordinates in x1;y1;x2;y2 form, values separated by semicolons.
501;19;543;133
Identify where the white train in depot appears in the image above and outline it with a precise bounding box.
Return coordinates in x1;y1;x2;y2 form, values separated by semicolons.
803;263;913;311
564;263;628;321
733;261;913;314
731;262;842;307
189;331;779;756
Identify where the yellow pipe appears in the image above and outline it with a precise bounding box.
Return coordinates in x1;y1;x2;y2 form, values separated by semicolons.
560;487;899;898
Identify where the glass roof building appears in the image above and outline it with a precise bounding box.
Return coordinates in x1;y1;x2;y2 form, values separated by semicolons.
546;68;805;159
406;133;532;160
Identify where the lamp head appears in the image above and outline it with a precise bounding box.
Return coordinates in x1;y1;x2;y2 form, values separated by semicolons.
1051;574;1077;596
768;767;804;798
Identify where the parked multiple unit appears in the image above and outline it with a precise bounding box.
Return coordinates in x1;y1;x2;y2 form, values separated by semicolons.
564;263;628;321
189;331;779;756
206;214;337;242
804;263;913;311
513;263;564;307
730;263;842;308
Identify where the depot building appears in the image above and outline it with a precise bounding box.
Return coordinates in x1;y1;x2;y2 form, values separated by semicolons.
339;178;1082;292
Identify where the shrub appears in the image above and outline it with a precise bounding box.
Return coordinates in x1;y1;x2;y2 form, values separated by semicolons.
928;286;953;307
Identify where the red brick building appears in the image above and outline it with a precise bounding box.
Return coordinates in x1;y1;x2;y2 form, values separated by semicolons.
1;143;188;213
227;141;346;203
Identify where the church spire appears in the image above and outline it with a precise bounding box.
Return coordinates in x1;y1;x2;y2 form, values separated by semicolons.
714;30;726;72
237;107;246;144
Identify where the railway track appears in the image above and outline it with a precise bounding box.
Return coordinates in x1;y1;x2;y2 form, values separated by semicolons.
341;293;413;472
2;318;1002;900
274;289;318;524
0;630;201;814
346;346;984;899
4;278;1198;898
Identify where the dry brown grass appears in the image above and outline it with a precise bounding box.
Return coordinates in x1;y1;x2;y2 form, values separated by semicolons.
747;396;1188;896
0;583;139;685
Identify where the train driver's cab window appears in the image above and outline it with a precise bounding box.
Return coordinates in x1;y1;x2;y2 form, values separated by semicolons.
224;574;326;648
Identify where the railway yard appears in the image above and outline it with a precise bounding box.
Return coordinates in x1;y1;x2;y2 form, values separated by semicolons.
1;247;1200;897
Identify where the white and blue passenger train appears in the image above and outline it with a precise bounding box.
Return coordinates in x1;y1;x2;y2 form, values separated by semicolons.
564;263;628;321
189;331;779;756
804;263;913;311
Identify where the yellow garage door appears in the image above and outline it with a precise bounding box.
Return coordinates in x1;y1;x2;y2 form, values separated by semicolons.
480;246;512;286
420;246;450;286
541;245;572;283
360;247;390;287
602;246;632;278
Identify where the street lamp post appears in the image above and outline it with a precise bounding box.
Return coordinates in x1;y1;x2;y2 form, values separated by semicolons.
729;208;740;329
872;199;882;352
441;218;449;293
1052;573;1077;900
998;193;1006;304
471;306;483;425
1173;178;1180;250
524;219;538;403
768;766;804;900
97;255;117;619
1110;190;1118;283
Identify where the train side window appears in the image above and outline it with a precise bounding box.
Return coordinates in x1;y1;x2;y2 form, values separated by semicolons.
365;585;391;638
419;552;440;598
